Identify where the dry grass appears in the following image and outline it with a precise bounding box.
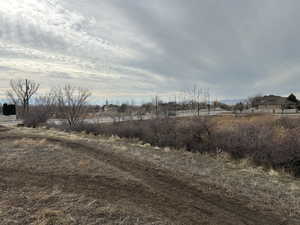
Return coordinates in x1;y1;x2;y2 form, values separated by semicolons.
0;128;171;225
46;119;299;221
1;123;300;224
25;123;300;221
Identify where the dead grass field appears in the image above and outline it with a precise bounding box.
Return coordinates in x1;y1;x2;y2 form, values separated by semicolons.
0;124;299;225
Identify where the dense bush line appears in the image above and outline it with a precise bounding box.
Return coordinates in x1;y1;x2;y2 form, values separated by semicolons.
56;116;300;177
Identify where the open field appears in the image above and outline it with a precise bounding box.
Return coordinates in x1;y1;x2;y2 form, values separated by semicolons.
0;115;20;126
0;125;299;224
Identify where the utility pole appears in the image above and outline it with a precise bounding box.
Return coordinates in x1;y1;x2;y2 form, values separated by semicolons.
155;95;159;118
207;88;210;114
175;94;177;117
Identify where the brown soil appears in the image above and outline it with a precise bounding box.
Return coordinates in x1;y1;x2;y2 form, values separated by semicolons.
0;127;291;225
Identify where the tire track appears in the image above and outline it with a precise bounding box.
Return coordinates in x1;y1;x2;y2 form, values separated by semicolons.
0;133;287;225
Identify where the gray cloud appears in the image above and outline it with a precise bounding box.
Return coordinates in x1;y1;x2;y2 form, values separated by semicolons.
1;0;300;101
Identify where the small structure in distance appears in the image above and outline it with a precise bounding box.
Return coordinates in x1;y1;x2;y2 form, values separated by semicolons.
2;103;16;116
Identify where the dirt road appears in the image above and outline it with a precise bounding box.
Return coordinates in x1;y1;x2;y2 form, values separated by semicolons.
0;126;291;225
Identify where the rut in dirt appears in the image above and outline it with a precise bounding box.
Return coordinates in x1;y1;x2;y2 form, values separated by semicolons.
0;132;288;225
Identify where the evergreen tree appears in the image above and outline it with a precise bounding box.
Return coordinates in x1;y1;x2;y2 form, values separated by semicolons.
287;93;298;103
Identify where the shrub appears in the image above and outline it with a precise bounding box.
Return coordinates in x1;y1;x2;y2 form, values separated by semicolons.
175;117;215;152
215;118;300;176
23;104;54;128
51;115;300;177
273;117;300;129
23;109;51;128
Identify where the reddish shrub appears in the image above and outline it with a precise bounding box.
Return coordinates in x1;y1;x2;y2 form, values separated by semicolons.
52;116;300;177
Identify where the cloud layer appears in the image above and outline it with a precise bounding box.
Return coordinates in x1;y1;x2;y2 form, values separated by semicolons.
1;0;300;102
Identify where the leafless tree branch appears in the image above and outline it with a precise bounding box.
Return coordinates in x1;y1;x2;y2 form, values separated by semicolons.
7;78;40;117
55;85;91;127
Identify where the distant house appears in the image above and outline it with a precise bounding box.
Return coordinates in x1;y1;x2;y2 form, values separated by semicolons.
253;94;298;112
102;104;119;112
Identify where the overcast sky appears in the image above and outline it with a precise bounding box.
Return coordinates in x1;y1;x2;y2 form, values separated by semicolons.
1;0;300;103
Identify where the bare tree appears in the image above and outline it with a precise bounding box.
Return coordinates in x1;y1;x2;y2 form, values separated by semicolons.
23;92;56;127
55;85;91;127
184;85;209;116
6;90;20;105
7;79;40;116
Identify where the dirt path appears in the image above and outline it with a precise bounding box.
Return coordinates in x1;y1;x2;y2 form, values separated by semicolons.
0;128;288;225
